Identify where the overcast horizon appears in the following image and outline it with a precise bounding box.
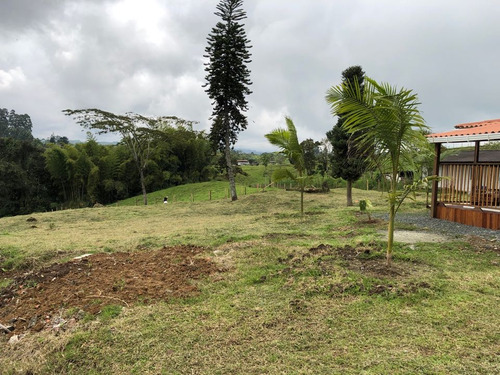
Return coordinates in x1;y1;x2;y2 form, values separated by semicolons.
1;0;499;152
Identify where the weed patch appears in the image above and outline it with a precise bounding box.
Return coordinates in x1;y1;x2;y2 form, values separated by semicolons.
99;304;123;321
0;246;25;270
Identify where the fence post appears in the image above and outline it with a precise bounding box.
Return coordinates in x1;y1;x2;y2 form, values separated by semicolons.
191;193;194;202
209;190;212;200
135;198;138;206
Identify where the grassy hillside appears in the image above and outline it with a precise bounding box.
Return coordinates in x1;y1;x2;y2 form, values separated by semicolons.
1;188;499;374
118;166;276;206
117;165;337;207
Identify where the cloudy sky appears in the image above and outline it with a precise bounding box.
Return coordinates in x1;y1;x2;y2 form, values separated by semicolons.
1;0;499;152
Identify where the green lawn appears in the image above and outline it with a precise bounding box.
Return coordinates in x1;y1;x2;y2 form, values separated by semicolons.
118;165;278;206
1;186;499;374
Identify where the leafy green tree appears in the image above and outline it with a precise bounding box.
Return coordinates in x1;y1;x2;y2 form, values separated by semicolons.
0;138;53;216
0;108;33;140
272;152;287;165
407;130;435;181
259;152;273;183
44;146;70;201
265;117;308;215
316;138;331;177
64;109;190;205
326;78;428;266
98;144;131;203
153;122;214;185
73;146;95;202
204;0;252;201
260;153;271;168
64;109;155;205
0;109;7;137
326;66;368;206
300;138;320;176
47;134;70;145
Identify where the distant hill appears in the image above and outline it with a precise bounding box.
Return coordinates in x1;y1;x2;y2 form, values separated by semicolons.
69;139;118;145
236;148;262;155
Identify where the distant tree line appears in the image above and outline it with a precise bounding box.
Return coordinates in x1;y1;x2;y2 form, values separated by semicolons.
0;108;218;217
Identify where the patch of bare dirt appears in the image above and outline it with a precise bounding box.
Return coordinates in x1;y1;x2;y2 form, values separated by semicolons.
0;245;220;337
465;235;500;253
354;211;385;226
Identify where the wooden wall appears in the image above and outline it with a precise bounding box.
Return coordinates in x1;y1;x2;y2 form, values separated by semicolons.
435;203;500;230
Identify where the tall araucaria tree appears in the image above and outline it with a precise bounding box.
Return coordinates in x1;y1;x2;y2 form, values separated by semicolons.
204;0;252;201
326;66;368;206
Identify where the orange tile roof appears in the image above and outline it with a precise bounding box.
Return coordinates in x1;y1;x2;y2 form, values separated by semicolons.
428;119;500;141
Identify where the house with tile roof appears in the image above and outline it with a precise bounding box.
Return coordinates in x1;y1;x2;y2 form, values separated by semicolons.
427;119;500;230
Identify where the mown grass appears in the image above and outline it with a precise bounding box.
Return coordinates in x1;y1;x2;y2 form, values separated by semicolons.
118;165;278;206
1;185;499;374
118;180;274;206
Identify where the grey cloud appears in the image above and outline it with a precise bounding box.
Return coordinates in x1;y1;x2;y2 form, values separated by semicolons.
0;0;62;33
1;0;500;149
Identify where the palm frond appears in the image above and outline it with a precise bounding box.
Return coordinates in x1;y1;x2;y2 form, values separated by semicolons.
272;167;296;182
265;117;305;174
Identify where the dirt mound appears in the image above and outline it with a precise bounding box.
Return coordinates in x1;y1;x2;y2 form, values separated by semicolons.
0;245;219;336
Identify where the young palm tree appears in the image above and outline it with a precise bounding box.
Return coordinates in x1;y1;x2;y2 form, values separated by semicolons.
326;78;429;266
265;117;308;215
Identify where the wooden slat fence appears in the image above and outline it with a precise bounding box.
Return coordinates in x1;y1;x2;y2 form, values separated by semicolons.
439;163;500;207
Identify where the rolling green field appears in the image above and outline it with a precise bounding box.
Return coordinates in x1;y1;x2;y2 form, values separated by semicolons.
1;184;499;374
117;165;277;206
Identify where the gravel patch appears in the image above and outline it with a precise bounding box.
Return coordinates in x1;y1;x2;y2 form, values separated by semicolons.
378;229;451;244
375;212;500;242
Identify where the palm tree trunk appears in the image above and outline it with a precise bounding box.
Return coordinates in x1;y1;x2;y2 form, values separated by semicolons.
346;180;353;206
387;169;398;267
224;133;237;201
387;202;395;267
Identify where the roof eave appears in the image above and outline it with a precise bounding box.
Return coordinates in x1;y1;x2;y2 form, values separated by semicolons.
427;133;500;144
